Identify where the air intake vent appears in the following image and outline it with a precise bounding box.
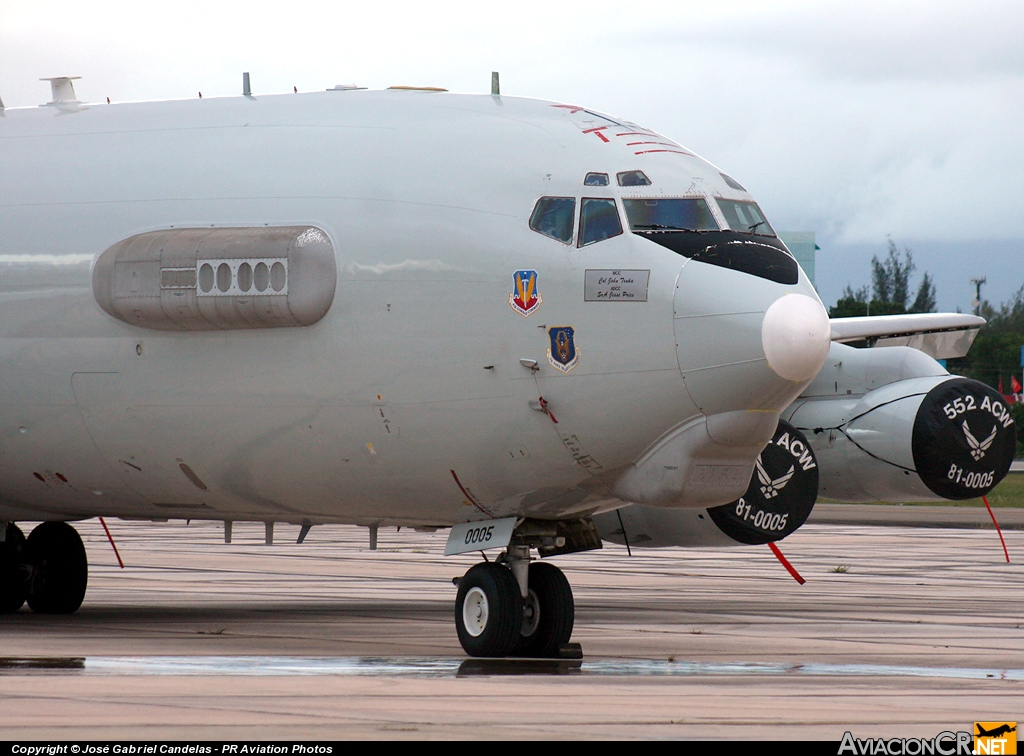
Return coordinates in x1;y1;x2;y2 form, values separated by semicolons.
93;226;336;330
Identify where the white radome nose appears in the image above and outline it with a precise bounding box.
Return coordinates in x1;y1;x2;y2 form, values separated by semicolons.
761;293;831;382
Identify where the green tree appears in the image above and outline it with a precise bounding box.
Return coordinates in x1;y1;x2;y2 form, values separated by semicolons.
910;272;937;314
871;239;914;311
949;285;1024;390
829;284;869;318
829;239;937;317
947;285;1024;457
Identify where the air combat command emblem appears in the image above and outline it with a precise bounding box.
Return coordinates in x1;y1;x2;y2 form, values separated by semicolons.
509;269;543;317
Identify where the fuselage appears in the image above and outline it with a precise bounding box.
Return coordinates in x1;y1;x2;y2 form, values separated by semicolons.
0;89;825;527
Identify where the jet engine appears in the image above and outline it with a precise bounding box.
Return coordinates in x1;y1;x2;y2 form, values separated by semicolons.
595;419;819;548
594;342;1017;549
783;343;1016;502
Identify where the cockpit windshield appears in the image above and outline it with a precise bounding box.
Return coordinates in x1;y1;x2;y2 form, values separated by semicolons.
622;198;719;232
716;199;775;236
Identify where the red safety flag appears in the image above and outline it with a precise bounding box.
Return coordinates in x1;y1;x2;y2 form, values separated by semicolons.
998;377;1016;405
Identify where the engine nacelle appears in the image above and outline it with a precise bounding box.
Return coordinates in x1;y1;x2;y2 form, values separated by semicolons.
595;420;819;548
783;343;1016;502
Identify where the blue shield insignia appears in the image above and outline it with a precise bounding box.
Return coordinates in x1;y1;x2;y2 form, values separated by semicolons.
547;326;580;373
509;269;543;317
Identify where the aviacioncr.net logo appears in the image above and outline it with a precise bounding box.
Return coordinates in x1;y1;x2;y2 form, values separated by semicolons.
839;731;973;755
974;722;1017;755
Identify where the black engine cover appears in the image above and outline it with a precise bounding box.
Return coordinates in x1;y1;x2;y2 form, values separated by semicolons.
708;420;819;544
912;378;1016;500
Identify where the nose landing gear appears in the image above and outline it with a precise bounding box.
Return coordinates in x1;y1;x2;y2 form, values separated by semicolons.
0;521;88;614
1;523;28;613
455;561;523;658
454;549;575;658
515;561;574;657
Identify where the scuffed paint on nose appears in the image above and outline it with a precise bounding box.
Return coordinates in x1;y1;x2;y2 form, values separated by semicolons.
761;294;831;383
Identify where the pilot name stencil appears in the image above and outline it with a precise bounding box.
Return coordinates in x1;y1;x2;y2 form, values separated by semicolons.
584;269;649;302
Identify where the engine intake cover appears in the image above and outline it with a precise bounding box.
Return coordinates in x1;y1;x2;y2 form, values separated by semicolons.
707;419;818;544
912;378;1016;500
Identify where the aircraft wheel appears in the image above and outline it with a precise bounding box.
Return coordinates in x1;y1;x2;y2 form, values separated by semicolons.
1;523;28;613
455;562;523;657
515;561;574;658
26;522;88;614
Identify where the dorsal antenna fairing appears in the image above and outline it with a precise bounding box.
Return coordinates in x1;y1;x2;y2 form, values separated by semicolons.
41;76;81;104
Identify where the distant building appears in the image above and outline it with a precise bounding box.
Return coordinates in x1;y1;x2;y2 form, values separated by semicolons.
779;232;817;289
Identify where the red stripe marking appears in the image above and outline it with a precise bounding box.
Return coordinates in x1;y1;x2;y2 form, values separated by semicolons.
581;126;609;133
594;132;609;142
450;470;493;516
616;132;660;137
552;104;585;113
634;150;692;157
768;541;805;584
98;516;124;569
626;141;679;147
983;495;1011;563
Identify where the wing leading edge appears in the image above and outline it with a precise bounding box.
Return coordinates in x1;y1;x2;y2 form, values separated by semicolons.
828;313;985;359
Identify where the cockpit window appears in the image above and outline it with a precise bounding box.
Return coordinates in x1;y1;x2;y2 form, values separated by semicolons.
579;198;623;247
623;198;719;232
584;172;609;186
717;199;775;236
720;173;746;191
530;197;576;244
617;170;651;187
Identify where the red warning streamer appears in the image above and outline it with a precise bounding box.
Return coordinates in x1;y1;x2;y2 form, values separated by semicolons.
982;495;1011;563
537;396;558;424
450;470;493;517
768;541;805;584
98;516;124;569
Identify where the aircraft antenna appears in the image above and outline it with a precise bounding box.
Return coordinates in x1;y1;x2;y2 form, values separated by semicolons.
243;71;252;97
41;76;81;105
491;71;500;96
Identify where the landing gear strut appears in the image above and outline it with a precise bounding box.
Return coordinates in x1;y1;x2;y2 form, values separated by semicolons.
454;545;574;658
0;521;88;614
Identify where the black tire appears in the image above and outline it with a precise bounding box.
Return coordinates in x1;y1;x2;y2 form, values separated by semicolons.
1;523;28;613
515;561;574;658
455;562;523;658
26;522;88;614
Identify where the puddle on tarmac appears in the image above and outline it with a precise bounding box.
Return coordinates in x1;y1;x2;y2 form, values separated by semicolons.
0;656;1020;680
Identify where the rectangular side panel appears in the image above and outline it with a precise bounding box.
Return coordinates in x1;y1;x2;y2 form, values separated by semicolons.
444;517;518;555
584;269;649;302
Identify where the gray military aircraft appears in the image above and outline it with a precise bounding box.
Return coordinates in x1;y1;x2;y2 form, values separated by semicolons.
0;77;1015;657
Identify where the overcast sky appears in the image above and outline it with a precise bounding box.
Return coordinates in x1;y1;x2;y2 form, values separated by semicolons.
2;0;1021;311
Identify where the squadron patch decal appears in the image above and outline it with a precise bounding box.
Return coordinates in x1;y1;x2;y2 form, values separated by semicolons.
509;269;543;317
547;326;580;373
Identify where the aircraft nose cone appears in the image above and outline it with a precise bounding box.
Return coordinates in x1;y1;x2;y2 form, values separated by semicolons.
761;293;831;382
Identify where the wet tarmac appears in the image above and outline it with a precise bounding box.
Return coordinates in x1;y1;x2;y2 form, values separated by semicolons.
2;654;1022;680
2;514;1022;739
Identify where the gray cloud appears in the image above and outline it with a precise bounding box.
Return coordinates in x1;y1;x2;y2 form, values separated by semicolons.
643;0;1024;83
